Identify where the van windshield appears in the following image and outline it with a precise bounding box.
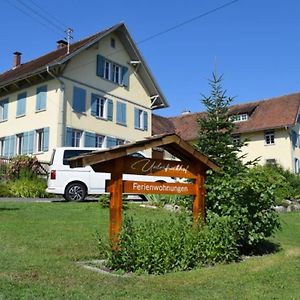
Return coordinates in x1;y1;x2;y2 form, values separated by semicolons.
63;150;94;165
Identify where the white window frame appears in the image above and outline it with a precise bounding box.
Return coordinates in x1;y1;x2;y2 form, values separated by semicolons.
265;130;275;145
112;63;121;84
231;114;248;123
116;138;125;146
72;130;82;147
95;134;105;148
16;134;23;155
104;61;111;80
295;158;300;174
96;97;107;119
35;129;44;153
137;109;144;130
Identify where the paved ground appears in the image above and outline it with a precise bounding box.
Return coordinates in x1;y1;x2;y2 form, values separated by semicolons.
0;197;98;203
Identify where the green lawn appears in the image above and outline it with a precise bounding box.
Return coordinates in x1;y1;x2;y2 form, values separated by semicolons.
0;201;299;300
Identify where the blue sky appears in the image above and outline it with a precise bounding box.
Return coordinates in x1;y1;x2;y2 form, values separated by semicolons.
1;0;300;116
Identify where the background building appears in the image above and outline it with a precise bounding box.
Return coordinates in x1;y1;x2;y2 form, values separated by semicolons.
153;93;300;173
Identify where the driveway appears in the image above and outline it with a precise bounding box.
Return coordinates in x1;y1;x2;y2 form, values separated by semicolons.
0;197;98;203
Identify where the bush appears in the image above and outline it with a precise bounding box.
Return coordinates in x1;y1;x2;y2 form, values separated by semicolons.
6;155;40;180
99;212;238;275
251;164;297;205
206;170;281;251
7;177;48;198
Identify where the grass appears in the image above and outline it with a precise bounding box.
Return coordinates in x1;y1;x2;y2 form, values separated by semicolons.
0;201;299;299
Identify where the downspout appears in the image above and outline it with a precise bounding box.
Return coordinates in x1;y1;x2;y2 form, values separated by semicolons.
46;66;66;147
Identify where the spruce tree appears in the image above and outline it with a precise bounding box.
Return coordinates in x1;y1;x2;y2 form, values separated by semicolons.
197;73;244;174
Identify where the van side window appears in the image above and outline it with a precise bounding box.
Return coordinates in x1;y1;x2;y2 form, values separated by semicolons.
63;150;93;165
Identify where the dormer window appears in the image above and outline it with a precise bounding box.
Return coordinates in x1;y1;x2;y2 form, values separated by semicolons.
230;113;248;123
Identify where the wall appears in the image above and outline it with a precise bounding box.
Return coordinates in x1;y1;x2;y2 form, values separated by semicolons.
61;32;152;145
0;79;61;162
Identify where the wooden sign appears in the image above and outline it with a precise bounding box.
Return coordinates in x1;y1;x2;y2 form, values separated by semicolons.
123;180;197;195
93;156;197;179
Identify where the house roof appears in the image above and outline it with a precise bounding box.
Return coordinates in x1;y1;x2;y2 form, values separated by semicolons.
0;23;168;109
68;133;220;172
153;92;300;140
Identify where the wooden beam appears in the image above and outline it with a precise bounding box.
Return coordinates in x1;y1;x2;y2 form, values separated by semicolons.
108;157;124;249
192;171;206;226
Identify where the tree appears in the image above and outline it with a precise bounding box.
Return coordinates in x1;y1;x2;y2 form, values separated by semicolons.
197;73;280;251
196;73;245;174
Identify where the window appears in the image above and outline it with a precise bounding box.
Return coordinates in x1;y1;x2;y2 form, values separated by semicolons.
96;55;129;87
112;63;121;84
72;86;86;113
96;135;105;148
134;108;148;131
111;38;116;48
35;128;49;153
116;101;126;125
36;85;47;111
116;138;125;146
230;114;248;123
232;134;240;144
265;130;275;145
104;61;111;80
0;98;8;121
266;159;276;165
63;149;93;165
91;94;113;121
16;134;24;155
66;128;83;147
0;138;4;156
97;98;107;118
72;130;82;147
16;92;26;117
295;158;300;174
3;136;15;158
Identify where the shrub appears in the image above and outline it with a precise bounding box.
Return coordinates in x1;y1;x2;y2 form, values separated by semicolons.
6;155;40;180
206;170;281;251
99;212;238;275
7;177;48;198
0;182;11;197
251;164;297;205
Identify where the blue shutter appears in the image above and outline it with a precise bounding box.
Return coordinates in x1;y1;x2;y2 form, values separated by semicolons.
22;132;29;154
73;86;86;113
66;128;73;147
292;130;298;147
134;108;139;129
1;98;8;120
43;127;49;152
117;102;126;124
121;66;129;87
106;137;116;148
4;136;9;157
17;92;26;116
96;55;105;77
84;131;96;147
143;111;148;131
107;99;113;121
36;85;47;111
91;93;98;116
8;135;15;157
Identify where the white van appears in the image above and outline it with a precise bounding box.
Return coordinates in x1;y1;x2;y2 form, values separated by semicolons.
46;147;174;201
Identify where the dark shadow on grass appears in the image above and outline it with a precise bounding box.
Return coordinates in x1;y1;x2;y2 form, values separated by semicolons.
241;240;281;256
0;207;20;211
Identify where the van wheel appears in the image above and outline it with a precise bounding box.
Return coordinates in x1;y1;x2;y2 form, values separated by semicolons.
64;182;87;202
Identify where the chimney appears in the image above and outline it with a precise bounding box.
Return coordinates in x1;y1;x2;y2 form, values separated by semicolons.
56;40;68;49
13;51;22;68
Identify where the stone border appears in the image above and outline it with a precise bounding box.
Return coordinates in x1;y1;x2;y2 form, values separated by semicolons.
75;259;131;277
